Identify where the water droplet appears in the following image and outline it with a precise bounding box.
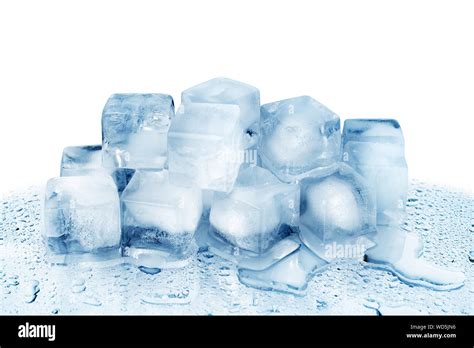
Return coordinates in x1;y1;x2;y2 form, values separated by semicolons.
138;266;161;275
7;279;19;287
406;198;419;207
25;280;40;303
316;299;328;310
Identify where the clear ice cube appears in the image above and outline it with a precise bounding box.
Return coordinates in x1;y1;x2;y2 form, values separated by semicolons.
209;166;299;254
61;145;103;176
167;103;244;192
44;174;121;257
196;218;301;270
60;144;134;193
181;77;260;148
299;163;376;252
102;93;175;170
342;118;405;146
259;96;341;183
342;119;408;226
121;170;203;268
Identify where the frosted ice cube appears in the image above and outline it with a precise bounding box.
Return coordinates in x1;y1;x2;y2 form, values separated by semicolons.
60;145;134;193
299;163;376;251
167;103;244;192
342;119;408;226
44;174;121;256
102;93;174;170
181;77;260;148
259;96;341;183
238;238;327;295
209;166;299;253
121;170;203;268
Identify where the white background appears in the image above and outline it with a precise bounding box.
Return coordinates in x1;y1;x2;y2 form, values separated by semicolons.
0;0;473;194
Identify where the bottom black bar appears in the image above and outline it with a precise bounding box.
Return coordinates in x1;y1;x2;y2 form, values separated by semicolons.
0;316;472;346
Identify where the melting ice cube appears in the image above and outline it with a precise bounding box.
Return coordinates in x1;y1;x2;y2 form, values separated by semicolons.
167;103;244;192
60;145;134;193
299;163;376;257
201;223;302;270
44;174;121;259
61;145;103;176
121;170;202;268
102;93;175;170
181;77;260;148
259;96;341;183
342;119;408;226
209;166;299;254
238;236;327;295
365;230;466;291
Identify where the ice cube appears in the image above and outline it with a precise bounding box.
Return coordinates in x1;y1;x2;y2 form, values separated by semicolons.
209;166;299;253
44;174;121;258
299;163;376;254
342;119;408;226
167;103;244;192
259;96;341;183
342;118;404;145
60;145;103;176
102;93;175;170
196;216;301;269
121;170;203;268
238;237;327;295
365;231;465;290
60;145;134;193
365;226;409;264
181;77;260;148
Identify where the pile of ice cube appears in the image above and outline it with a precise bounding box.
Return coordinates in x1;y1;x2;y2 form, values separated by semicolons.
44;77;408;295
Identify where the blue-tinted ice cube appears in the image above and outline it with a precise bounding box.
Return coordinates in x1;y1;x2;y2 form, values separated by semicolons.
168;103;244;192
238;236;327;295
60;145;102;176
44;174;121;258
60;145;134;193
259;96;341;183
181;77;260;148
198;220;301;270
102;93;174;170
342;119;408;226
342;118;404;146
299;163;376;252
121;170;203;268
209;166;299;254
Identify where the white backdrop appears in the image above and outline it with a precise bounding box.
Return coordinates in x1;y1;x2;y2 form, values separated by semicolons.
0;0;473;194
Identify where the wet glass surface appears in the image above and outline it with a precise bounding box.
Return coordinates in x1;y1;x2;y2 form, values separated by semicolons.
0;180;472;315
